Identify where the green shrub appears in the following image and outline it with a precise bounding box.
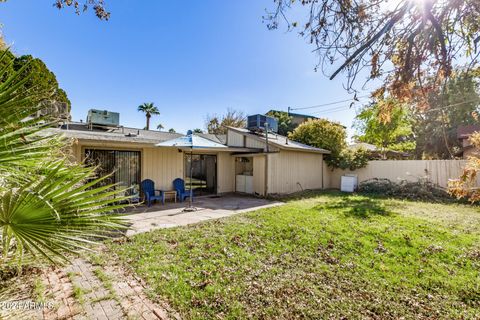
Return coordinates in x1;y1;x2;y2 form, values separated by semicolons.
289;119;369;170
330;148;370;170
358;177;453;202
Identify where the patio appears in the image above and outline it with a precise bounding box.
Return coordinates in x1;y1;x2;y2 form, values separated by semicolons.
122;194;284;236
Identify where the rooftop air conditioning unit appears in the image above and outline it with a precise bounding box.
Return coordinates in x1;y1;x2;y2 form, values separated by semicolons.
87;109;120;127
247;114;278;133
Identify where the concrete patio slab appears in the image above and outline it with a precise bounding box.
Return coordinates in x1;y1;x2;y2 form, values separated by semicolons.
123;194;283;236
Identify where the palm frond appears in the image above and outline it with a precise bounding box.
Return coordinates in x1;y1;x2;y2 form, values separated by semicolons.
1;161;129;266
0;49;131;269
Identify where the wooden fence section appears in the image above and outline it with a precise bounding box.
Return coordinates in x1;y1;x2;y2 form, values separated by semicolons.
326;160;474;189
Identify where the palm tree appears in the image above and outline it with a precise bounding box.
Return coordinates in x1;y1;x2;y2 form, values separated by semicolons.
137;102;160;130
157;123;164;131
0;51;127;270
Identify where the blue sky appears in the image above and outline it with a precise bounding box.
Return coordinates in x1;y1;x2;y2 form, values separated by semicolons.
2;0;374;138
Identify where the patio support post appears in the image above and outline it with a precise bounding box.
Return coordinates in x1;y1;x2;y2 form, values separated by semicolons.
189;149;193;208
264;153;269;197
264;123;269;197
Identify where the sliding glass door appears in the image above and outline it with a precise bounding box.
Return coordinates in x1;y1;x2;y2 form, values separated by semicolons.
184;154;217;196
84;149;141;198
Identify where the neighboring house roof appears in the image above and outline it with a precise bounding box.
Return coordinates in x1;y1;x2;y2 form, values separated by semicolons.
348;142;377;151
267;110;318;120
226;126;331;154
457;125;480;139
348;142;410;158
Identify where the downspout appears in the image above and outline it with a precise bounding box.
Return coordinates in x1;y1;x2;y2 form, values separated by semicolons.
321;155;324;189
265;123;269;153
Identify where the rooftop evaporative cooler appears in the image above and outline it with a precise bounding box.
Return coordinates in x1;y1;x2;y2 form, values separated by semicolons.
247;114;278;133
87;109;120;127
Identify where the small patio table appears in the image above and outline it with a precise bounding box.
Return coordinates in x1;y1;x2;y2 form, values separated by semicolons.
162;190;177;204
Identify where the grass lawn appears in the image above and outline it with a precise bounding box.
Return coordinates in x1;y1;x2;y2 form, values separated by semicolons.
108;192;480;319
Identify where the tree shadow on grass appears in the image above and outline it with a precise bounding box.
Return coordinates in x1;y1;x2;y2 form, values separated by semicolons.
315;197;393;219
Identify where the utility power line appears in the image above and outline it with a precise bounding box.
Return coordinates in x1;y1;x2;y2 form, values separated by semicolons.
289;95;370;112
310;105;352;115
423;98;480;113
315;97;479;115
284;96;479;117
309;98;370;115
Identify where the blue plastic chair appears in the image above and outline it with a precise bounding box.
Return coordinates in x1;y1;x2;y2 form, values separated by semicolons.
173;178;192;202
141;179;163;206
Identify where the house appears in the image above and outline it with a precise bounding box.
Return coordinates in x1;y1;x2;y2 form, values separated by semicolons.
348;142;410;159
457;125;480;159
267;109;318;126
286;112;318;126
54;115;330;198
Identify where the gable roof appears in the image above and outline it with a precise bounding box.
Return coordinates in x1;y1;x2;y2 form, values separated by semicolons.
156;134;227;149
197;133;227;145
226;126;331;154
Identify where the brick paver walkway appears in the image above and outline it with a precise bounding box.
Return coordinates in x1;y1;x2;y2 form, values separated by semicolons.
12;256;178;320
